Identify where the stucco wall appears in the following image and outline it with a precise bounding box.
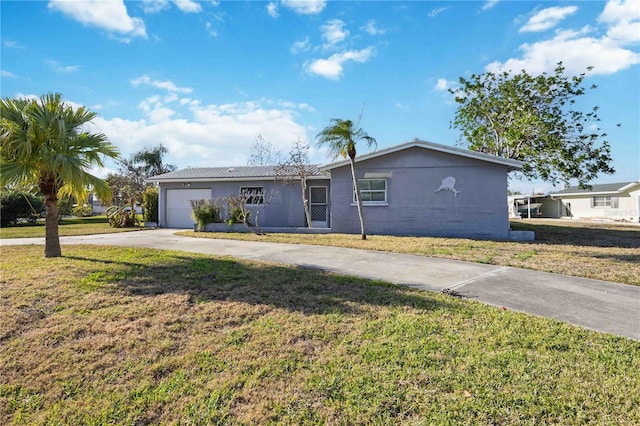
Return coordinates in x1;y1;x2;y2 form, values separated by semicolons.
328;147;511;239
159;178;326;228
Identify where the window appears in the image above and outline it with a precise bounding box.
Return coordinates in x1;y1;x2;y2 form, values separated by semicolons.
240;186;264;204
355;179;387;204
592;196;618;208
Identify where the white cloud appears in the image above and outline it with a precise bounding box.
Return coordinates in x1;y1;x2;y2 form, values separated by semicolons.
3;40;24;49
205;21;218;37
486;26;640;75
45;60;82;73
141;0;170;13
599;0;640;44
280;0;326;15
361;20;386;35
428;7;448;18
1;70;17;78
290;37;310;54
173;0;202;13
520;6;579;33
305;47;375;80
48;0;147;39
395;102;410;111
92;99;310;168
266;2;279;18
481;0;500;11
321;19;349;49
131;75;193;94
434;78;453;92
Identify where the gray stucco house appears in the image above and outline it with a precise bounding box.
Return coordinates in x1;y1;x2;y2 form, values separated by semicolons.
147;139;523;239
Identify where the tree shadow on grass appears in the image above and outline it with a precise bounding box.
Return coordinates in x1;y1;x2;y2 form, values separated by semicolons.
64;252;454;316
510;221;640;248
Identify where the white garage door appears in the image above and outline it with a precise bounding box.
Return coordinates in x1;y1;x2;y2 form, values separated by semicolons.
166;189;211;228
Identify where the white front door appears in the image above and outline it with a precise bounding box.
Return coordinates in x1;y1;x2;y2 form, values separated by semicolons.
309;186;329;228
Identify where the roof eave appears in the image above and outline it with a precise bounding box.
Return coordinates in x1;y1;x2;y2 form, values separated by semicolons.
318;140;524;171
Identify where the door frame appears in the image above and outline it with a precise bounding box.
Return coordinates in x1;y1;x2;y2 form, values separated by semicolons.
309;185;329;228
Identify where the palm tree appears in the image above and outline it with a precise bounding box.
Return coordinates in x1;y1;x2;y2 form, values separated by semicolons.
1;93;120;257
315;118;377;240
132;144;176;177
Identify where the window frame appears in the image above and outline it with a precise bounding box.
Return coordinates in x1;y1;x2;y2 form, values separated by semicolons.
353;179;387;205
592;195;617;208
240;186;264;205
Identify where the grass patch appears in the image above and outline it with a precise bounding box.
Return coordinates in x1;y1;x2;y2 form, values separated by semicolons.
0;216;146;239
177;220;640;286
1;245;639;424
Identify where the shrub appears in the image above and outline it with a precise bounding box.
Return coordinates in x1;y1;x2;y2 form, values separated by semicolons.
106;205;138;228
142;187;159;223
72;204;93;217
0;191;44;227
190;198;225;231
57;197;74;219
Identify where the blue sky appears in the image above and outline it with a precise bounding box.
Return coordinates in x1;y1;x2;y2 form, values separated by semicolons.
1;0;639;193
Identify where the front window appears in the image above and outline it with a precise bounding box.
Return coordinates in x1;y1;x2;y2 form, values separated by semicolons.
240;186;264;204
355;179;387;204
593;196;611;208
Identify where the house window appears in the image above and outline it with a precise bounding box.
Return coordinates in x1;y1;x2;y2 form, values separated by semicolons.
592;196;618;208
240;186;264;204
355;179;387;204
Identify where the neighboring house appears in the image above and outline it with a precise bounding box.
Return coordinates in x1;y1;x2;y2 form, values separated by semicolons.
88;193;106;215
148;139;524;239
551;181;640;222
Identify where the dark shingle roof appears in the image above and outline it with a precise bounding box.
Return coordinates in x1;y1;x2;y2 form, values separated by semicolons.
553;181;638;195
147;165;326;181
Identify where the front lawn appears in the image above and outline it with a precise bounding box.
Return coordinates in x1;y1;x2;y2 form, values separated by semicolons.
1;245;638;424
177;220;640;286
0;216;146;239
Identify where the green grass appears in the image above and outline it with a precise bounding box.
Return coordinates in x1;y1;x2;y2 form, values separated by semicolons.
0;215;146;239
177;220;640;286
1;245;639;424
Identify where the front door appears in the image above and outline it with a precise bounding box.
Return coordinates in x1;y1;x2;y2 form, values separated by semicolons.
309;186;329;228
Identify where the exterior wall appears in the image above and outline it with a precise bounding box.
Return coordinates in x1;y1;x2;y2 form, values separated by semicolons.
556;186;640;222
159;178;327;228
329;147;511;239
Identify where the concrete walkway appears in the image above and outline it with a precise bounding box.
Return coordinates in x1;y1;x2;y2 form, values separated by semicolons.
2;228;639;340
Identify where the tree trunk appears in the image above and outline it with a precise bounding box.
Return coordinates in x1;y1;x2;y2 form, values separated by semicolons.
44;192;62;258
349;158;367;240
300;178;312;228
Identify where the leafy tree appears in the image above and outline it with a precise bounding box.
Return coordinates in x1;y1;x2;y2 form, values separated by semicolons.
104;144;172;225
247;135;283;165
132;143;176;177
450;62;615;188
0;93;119;257
0;190;44;226
316;118;376;240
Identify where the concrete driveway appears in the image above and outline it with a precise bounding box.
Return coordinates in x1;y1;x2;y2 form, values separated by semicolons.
2;228;639;340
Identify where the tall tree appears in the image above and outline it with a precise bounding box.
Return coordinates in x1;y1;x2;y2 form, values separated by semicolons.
132;143;176;177
0;93;119;257
315;118;376;240
247;135;283;165
450;62;614;188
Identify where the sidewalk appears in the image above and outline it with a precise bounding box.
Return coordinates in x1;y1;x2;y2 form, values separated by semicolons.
2;228;639;340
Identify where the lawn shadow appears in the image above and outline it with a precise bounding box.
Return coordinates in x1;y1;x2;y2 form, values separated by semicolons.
510;222;640;249
64;253;454;316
